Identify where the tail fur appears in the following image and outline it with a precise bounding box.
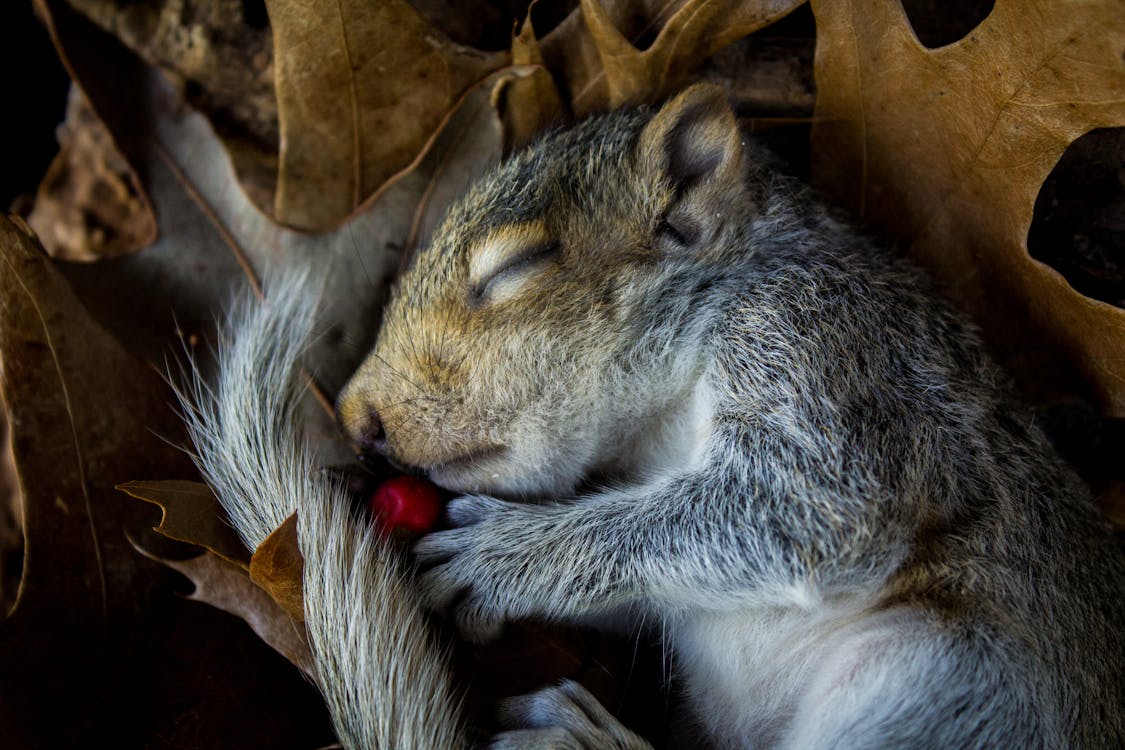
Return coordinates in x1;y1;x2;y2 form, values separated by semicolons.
174;268;467;749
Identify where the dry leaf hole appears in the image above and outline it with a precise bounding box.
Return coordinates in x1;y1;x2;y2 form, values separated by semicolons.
417;0;574;51
899;0;995;49
0;2;69;211
1028;128;1125;310
1038;399;1125;488
240;0;269;29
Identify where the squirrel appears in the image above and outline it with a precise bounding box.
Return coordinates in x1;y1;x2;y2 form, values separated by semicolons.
181;83;1124;748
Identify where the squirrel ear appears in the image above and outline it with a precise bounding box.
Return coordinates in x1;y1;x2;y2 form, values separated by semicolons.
639;84;743;191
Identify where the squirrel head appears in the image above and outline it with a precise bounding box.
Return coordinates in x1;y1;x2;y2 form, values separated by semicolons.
338;84;747;497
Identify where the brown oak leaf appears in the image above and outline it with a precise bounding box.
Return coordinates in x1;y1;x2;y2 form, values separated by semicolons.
117;479;251;569
267;0;507;230
540;0;805;114
27;86;156;261
249;512;305;624
499;5;568;149
810;0;1125;422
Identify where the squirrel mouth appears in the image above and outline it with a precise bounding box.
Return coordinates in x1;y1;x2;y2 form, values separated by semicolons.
430;444;507;472
424;445;508;490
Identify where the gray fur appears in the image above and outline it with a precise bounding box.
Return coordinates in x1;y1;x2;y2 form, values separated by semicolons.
341;85;1125;748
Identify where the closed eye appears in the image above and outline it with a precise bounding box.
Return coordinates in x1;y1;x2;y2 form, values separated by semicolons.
469;240;561;306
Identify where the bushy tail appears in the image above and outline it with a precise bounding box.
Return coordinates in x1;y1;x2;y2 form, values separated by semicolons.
174;268;467;749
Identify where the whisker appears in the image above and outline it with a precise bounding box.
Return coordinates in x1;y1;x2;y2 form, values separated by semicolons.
365;351;427;394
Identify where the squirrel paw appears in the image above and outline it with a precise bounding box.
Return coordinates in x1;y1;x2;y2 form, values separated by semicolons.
486;680;652;750
414;494;544;641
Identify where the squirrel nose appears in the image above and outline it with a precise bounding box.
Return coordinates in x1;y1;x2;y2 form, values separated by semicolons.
355;410;387;456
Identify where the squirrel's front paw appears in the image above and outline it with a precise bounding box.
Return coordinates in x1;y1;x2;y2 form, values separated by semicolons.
413;494;543;641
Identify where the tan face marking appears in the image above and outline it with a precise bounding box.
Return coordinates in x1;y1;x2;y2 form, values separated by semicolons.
467;220;558;307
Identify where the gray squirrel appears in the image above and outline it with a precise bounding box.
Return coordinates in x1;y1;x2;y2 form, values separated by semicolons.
180;84;1124;748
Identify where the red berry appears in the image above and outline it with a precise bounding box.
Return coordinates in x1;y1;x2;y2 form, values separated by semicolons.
368;475;443;535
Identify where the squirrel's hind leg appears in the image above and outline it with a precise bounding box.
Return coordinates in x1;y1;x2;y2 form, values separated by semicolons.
488;680;653;750
777;615;1050;750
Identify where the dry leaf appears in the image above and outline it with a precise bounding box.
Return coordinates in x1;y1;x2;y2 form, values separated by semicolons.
59;0;278;211
582;0;805;109
0;213;189;619
117;479;250;568
810;0;1125;421
31;0;159;260
267;0;507;230
249;512;305;623
0;216;332;747
27;86;156;260
0;401;20;613
498;5;568;149
131;539;314;678
539;0;805;114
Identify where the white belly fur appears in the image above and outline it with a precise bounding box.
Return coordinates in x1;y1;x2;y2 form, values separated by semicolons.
674;593;924;749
